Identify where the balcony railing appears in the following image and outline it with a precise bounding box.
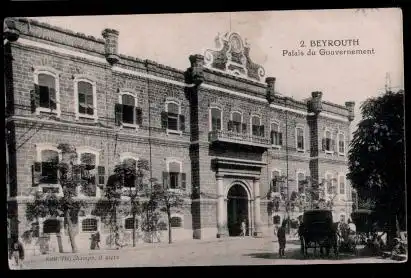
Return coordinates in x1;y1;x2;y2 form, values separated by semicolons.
208;130;271;148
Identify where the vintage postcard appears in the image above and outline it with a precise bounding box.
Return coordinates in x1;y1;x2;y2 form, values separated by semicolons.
4;8;406;269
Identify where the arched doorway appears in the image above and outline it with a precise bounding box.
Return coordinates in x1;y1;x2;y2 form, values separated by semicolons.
227;184;249;236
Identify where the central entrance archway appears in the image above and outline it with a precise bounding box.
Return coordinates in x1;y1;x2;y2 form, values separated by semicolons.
227;184;249;236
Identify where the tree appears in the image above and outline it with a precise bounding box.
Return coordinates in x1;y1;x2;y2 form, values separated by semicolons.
113;159;149;247
347;90;405;247
150;180;185;244
56;143;89;253
27;143;90;253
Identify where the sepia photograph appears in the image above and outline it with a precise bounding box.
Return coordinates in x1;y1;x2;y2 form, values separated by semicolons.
4;8;406;269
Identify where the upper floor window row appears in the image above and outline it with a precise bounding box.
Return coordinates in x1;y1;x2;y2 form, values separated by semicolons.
322;129;346;156
30;72;187;133
209;109;265;137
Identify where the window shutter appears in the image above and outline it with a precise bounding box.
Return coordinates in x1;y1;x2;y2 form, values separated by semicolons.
260;125;265;137
227;121;233;132
322;138;326;151
98;166;105;187
32;162;42;186
270;131;275;144
179;114;185;131
115;103;123;126
161;111;168;129
181;173;186;189
333;138;337;153
135;107;143;126
279;133;283;146
331;139;336;153
49;88;57;110
162;171;169;188
31;85;40;113
242;123;247;133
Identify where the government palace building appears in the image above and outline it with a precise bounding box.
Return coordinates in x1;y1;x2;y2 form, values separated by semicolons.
4;18;356;252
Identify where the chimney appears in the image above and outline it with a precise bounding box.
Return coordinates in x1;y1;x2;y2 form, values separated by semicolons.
189;54;205;86
102;28;120;65
4;18;20;42
265;77;276;103
310;91;323;114
345;101;355;121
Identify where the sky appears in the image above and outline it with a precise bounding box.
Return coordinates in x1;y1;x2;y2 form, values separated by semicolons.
30;8;404;133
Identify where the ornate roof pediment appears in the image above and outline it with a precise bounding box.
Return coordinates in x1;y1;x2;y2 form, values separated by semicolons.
204;32;266;82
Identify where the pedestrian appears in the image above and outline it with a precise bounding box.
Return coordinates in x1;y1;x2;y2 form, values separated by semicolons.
9;236;25;269
240;220;246;238
94;231;100;250
277;220;287;258
114;226;122;250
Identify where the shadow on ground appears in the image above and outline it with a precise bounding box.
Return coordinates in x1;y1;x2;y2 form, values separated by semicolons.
244;248;381;261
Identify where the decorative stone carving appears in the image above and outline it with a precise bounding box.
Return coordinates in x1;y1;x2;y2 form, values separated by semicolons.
204;32;266;82
310;91;323;114
4;18;20;42
101;29;120;65
345;101;355;121
265;77;276;103
189;54;205;86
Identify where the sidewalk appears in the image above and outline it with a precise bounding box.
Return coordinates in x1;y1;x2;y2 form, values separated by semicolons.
23;235;262;263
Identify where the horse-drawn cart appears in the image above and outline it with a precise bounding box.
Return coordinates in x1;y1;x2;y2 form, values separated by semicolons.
300;209;338;257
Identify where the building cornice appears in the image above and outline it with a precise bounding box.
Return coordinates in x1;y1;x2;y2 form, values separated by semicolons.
14;36;349;123
9;115;191;148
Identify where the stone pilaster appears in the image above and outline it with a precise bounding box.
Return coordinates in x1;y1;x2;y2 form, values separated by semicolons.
216;173;227;238
253;177;262;237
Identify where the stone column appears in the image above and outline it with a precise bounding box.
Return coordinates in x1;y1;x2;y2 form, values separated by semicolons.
253;177;263;237
216;173;226;238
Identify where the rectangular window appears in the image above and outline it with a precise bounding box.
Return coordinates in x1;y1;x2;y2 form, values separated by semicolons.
78;81;94;116
211;108;222;131
297;128;304;150
339;176;345;195
338;134;345;154
232;113;242;133
169;172;179;189
122;94;135;125
272;171;280;192
37;74;57;110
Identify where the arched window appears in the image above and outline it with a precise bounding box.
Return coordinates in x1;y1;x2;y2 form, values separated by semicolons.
32;67;61;117
228;111;244;133
170;216;183;228
161;100;184;133
40;149;59;184
296;126;304;151
115;91;142;128
210;107;222;131
338;132;345;155
323;130;333;152
325;173;335;195
251;115;264;137
74;77;98;120
81;218;98;232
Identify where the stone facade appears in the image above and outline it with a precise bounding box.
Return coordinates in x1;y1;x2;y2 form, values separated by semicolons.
5;18;355;252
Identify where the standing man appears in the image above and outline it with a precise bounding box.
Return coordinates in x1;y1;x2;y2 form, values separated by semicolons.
9;236;24;269
277;220;287;258
240;220;246;238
